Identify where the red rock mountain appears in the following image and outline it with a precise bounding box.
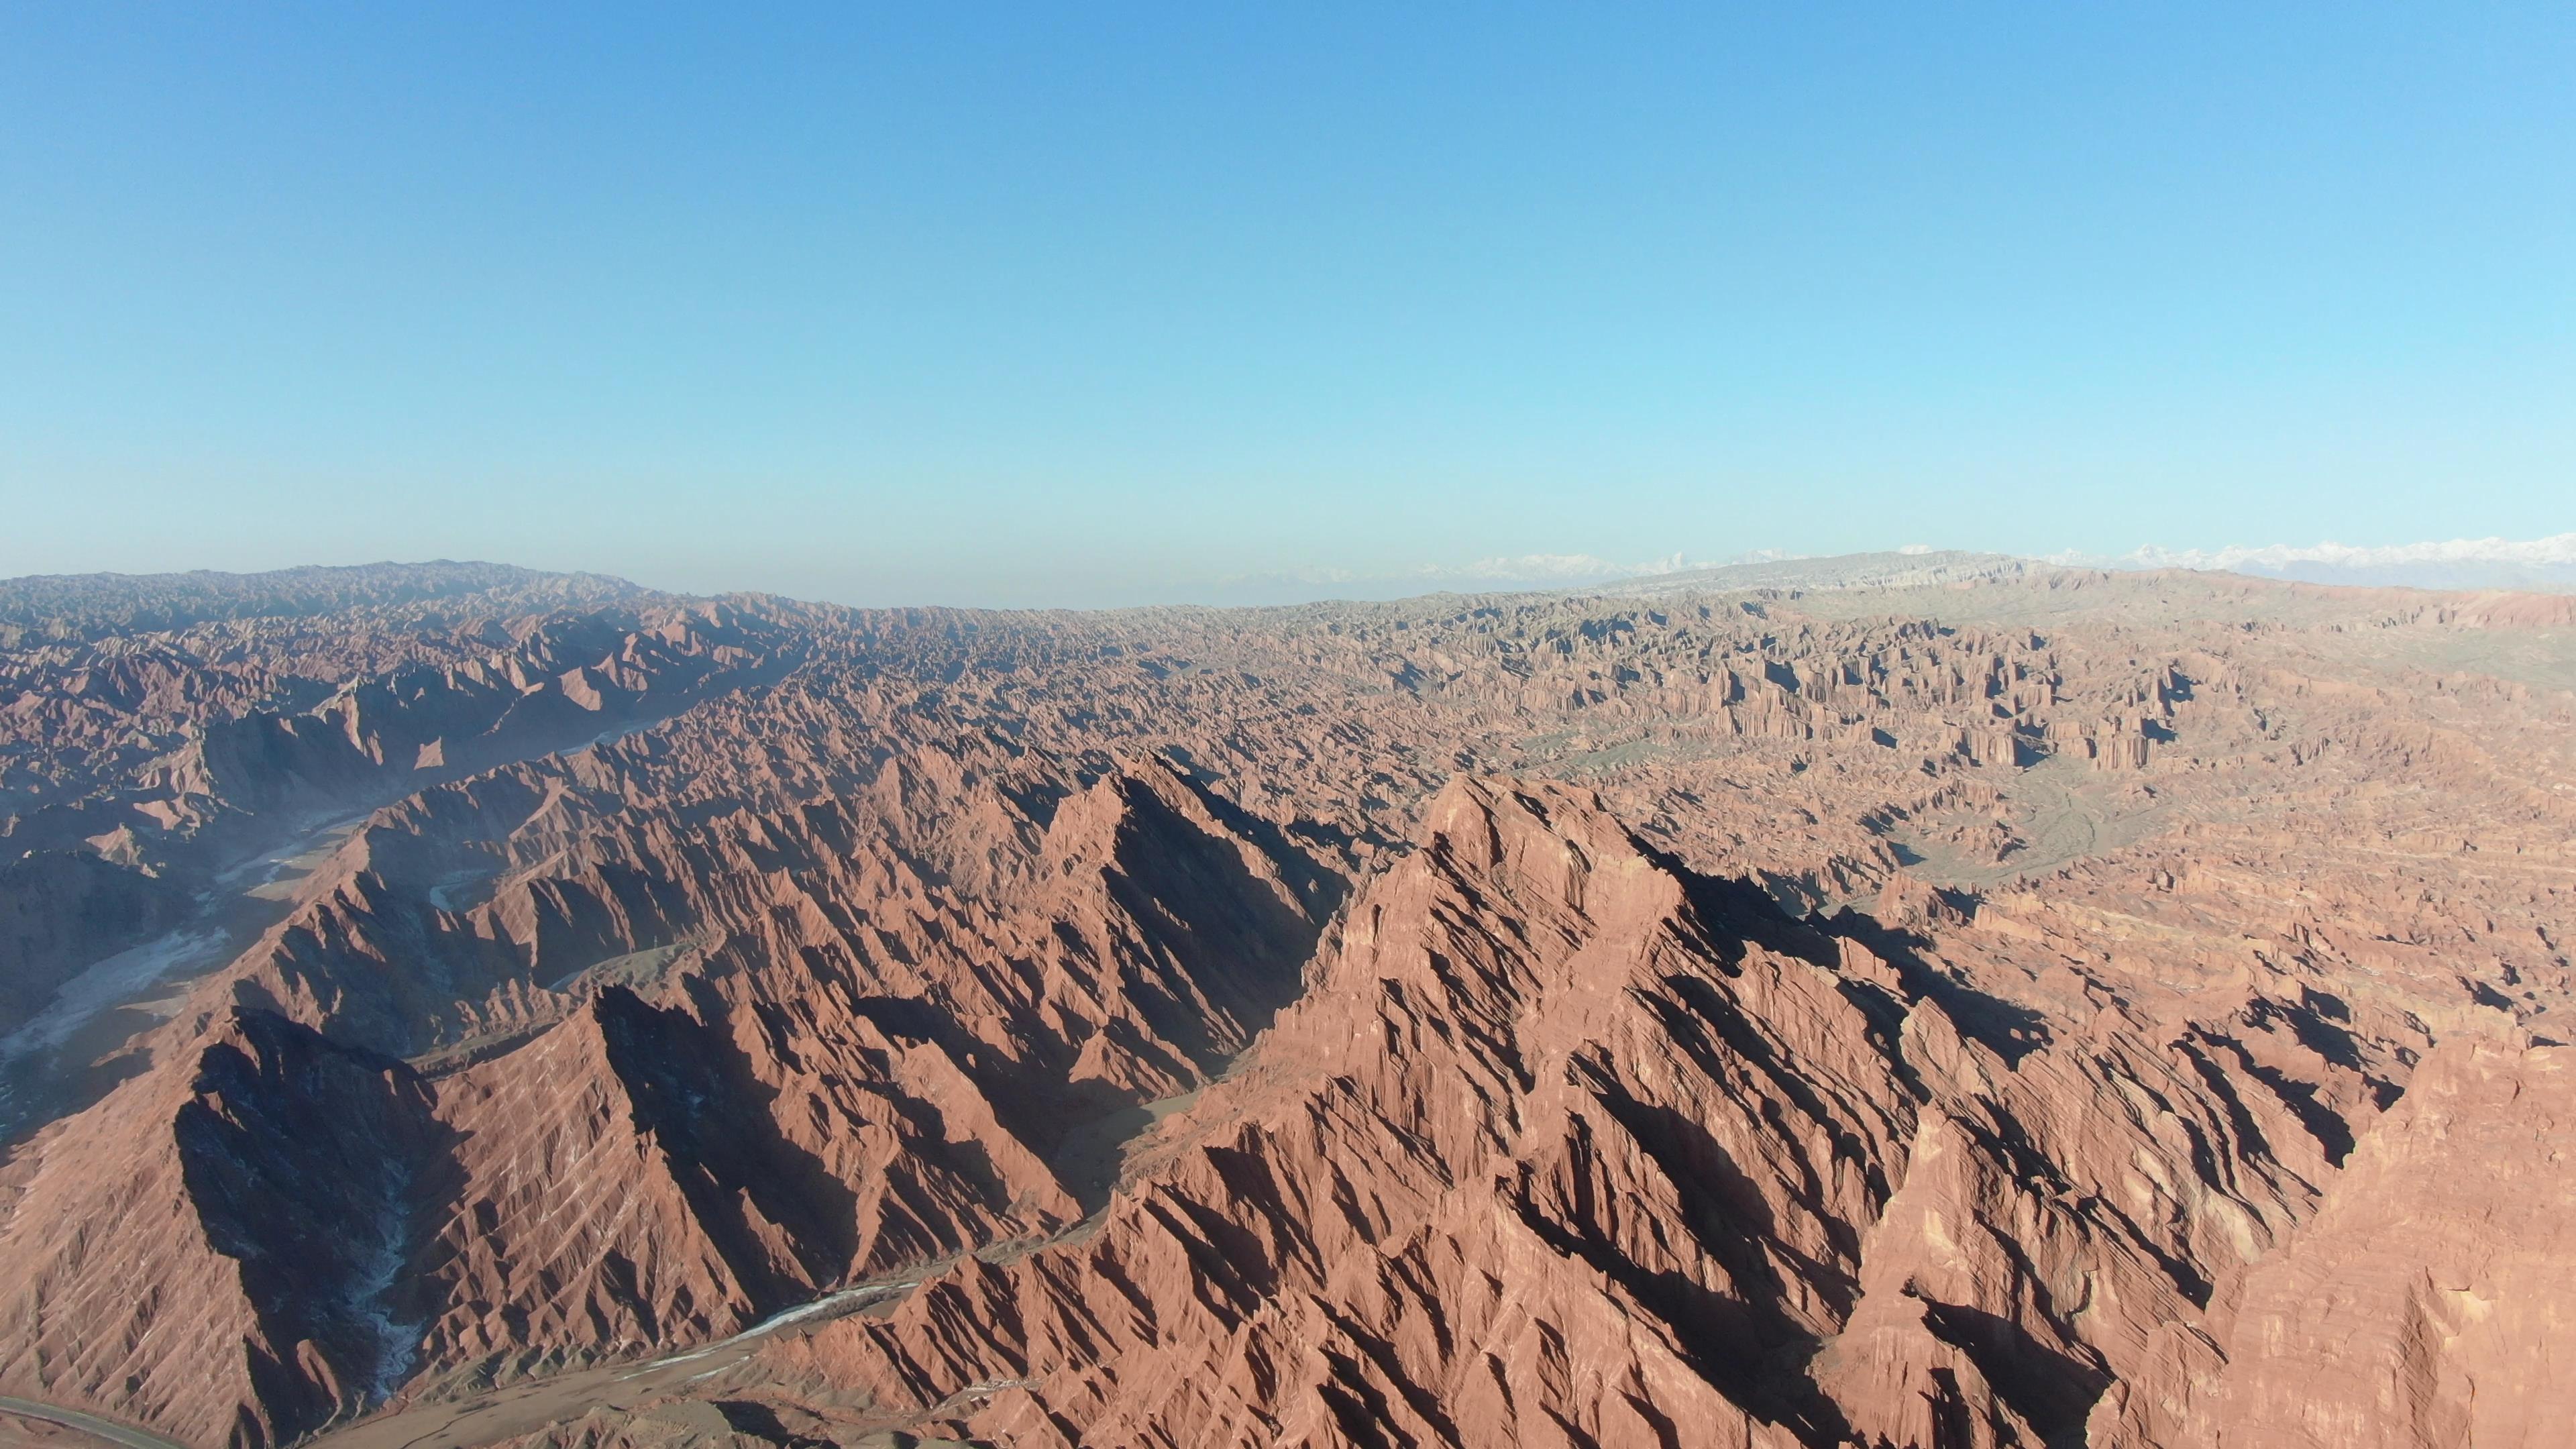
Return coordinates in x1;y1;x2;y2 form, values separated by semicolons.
0;560;2569;1448
765;777;2365;1448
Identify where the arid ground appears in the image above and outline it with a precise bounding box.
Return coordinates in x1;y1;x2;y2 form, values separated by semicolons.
2;555;2571;1448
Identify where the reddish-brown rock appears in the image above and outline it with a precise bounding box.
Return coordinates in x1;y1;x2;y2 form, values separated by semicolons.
2165;1036;2576;1449
2;560;2572;1448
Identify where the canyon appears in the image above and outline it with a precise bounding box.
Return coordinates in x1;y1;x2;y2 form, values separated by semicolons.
0;557;2570;1448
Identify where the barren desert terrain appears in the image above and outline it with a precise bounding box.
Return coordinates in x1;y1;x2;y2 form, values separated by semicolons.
1;556;2571;1448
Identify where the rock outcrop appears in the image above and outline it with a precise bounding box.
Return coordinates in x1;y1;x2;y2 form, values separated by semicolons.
761;778;2381;1448
2168;1036;2576;1449
1;560;2572;1448
0;747;1330;1443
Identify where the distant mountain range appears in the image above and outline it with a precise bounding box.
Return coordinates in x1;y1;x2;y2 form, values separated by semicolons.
1580;536;2576;596
2089;533;2576;593
1443;536;2576;603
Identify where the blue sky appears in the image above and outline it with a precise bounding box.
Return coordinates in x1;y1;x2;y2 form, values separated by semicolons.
3;5;2569;606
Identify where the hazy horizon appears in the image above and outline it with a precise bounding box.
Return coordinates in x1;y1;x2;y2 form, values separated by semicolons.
5;5;2569;606
7;533;2576;612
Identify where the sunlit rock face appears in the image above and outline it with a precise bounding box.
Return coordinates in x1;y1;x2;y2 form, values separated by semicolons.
1;561;2571;1448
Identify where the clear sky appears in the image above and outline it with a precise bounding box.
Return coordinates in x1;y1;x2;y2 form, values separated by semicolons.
3;5;2569;606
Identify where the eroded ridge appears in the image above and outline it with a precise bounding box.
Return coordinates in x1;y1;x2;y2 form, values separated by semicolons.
0;561;2569;1448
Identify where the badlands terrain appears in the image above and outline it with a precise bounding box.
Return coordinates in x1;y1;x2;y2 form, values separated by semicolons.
0;555;2570;1449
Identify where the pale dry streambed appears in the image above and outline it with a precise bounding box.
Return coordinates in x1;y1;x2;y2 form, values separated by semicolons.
0;810;368;1140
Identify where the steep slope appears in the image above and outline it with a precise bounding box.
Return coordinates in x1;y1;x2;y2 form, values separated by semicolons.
0;850;189;1031
749;779;2363;1448
0;597;809;1136
2169;1036;2576;1449
0;1008;437;1448
0;757;1331;1446
5;562;2574;1448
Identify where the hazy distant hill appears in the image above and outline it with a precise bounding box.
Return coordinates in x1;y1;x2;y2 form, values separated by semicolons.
0;561;649;639
2235;558;2576;592
1588;548;2037;597
2121;535;2576;594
